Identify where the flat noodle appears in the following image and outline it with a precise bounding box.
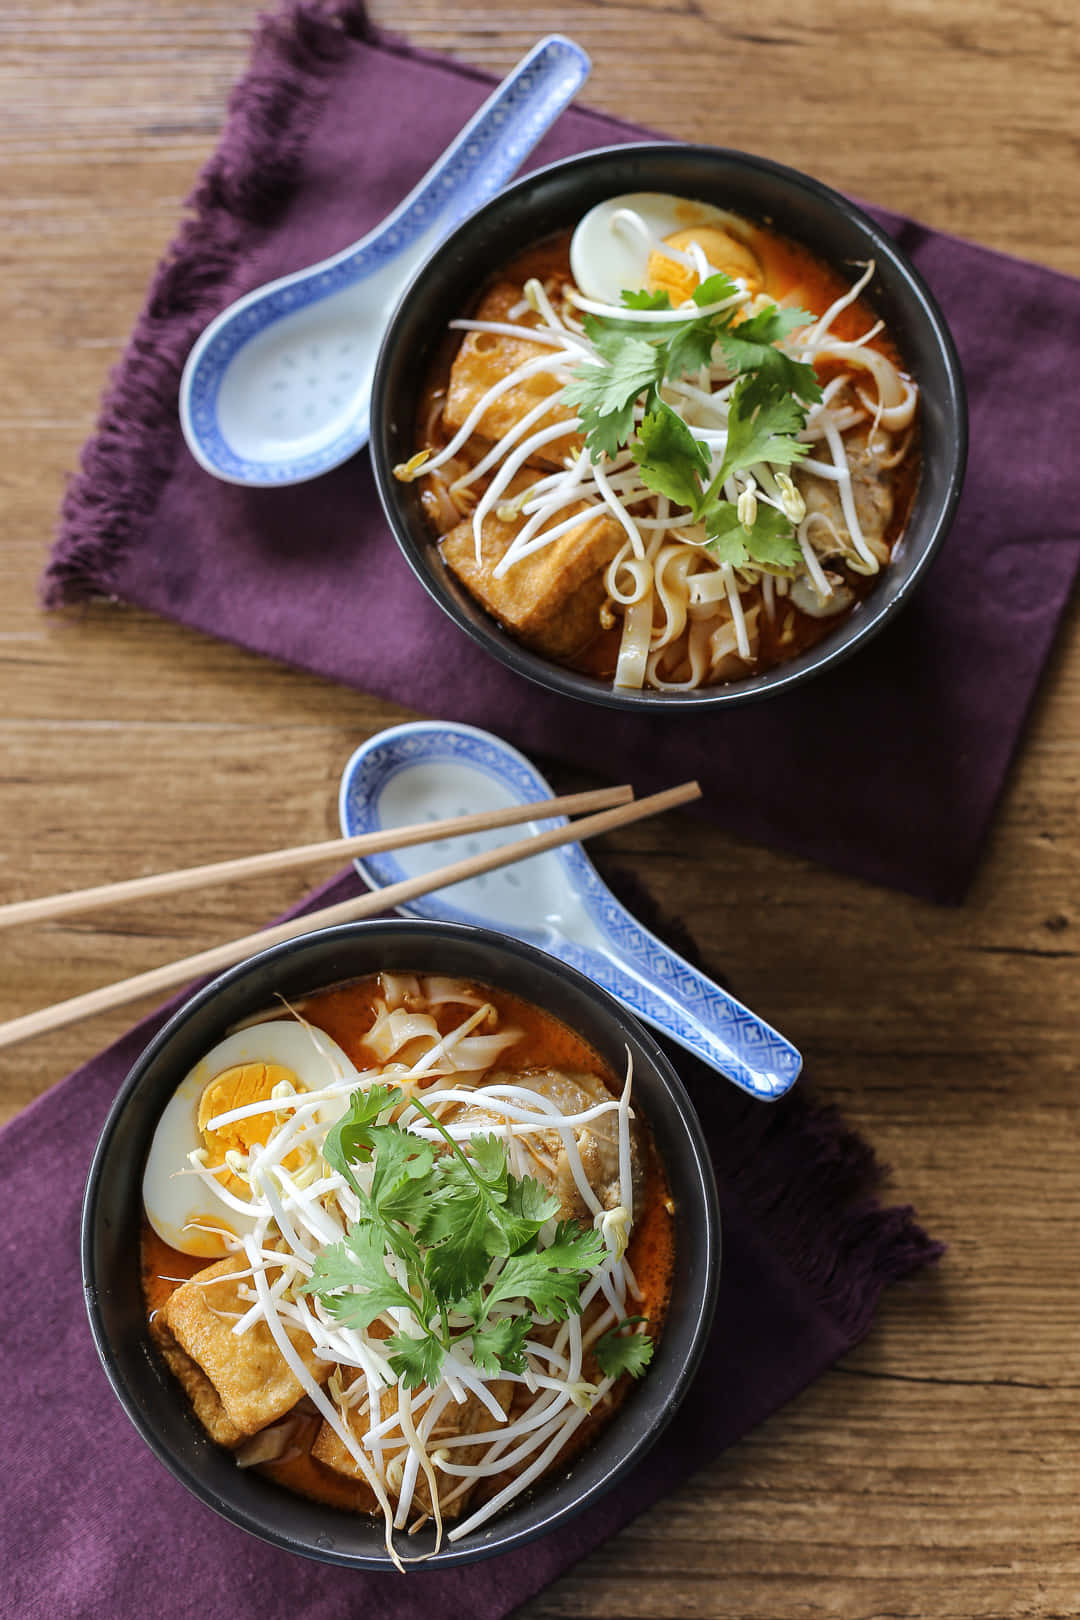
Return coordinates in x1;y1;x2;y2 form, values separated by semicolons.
380;973;421;1011
421;976;491;1008
364;1007;442;1061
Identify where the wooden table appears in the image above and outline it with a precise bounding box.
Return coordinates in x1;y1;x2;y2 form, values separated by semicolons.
3;3;1077;1614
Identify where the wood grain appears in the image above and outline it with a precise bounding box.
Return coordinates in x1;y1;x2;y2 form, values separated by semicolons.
0;782;697;1046
1;2;1078;1616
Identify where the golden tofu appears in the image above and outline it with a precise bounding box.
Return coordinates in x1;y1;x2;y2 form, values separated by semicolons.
149;1310;245;1448
162;1255;333;1438
312;1376;513;1520
444;282;583;469
310;1379;394;1514
441;494;620;662
311;1418;382;1513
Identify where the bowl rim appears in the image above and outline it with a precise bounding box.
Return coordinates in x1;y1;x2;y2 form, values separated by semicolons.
82;916;722;1570
370;139;969;712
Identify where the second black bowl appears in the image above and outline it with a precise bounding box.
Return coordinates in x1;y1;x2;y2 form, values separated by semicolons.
83;919;720;1570
370;142;967;711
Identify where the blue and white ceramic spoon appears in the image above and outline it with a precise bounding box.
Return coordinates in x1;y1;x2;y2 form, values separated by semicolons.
179;35;590;488
338;723;802;1099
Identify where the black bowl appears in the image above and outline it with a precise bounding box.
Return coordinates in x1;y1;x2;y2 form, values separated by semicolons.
370;142;967;711
83;919;720;1570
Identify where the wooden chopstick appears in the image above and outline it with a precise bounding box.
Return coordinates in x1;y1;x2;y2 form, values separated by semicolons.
0;785;633;931
0;781;700;1052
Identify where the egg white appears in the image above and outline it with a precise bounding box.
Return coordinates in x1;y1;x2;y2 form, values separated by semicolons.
142;1018;359;1259
570;192;750;307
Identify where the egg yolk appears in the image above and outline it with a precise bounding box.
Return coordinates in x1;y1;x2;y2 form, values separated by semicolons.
646;226;764;304
197;1062;306;1198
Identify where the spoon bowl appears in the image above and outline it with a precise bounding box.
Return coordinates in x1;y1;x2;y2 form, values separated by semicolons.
339;721;802;1099
179;36;590;487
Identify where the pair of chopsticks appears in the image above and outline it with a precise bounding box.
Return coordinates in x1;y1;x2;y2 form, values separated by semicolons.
0;780;700;1051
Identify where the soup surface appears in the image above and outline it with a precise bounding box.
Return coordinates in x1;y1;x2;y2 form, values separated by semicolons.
141;972;674;1564
401;195;920;692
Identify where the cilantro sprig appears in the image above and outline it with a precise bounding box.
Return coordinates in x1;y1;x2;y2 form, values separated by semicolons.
560;276;822;571
594;1317;655;1380
303;1086;608;1390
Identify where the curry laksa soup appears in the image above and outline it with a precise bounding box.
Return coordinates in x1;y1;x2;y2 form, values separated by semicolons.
140;972;674;1566
396;192;920;693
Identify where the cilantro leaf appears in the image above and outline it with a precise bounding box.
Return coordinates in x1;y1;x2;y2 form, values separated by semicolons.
717;303;822;403
423;1166;558;1300
620;288;673;311
661;273;742;377
565;338;662;415
567;283;739;459
719;300;811;352
424;1187;509;1300
366;1123;435;1203
498;1174;561;1251
566;398;635;463
462;1133;510;1189
704;501;801;570
542;1220;609;1272
410;1124;517;1298
712;372;810;489
561;340;661;462
303;1223;418;1327
376;1163;439;1231
630;402;711;509
387;1330;446;1392
594;1319;655;1380
737;505;803;569
468;1315;532;1376
662;322;721;382
703;501;753;564
321;1083;402;1194
692;271;741;307
484;1221;606;1323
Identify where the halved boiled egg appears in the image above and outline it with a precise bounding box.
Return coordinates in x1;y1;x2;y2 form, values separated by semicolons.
569;192;764;308
142;1018;359;1259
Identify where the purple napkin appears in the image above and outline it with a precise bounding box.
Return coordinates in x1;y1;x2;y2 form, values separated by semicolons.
42;3;1080;902
0;867;940;1619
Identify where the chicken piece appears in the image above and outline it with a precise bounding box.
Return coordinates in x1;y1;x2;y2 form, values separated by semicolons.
162;1255;333;1438
312;1377;513;1520
443;281;583;469
446;1067;644;1222
440;487;621;662
795;426;895;562
149;1310;246;1448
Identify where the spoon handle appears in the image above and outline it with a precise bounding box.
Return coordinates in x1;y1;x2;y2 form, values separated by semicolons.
342;36;591;280
550;900;802;1099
